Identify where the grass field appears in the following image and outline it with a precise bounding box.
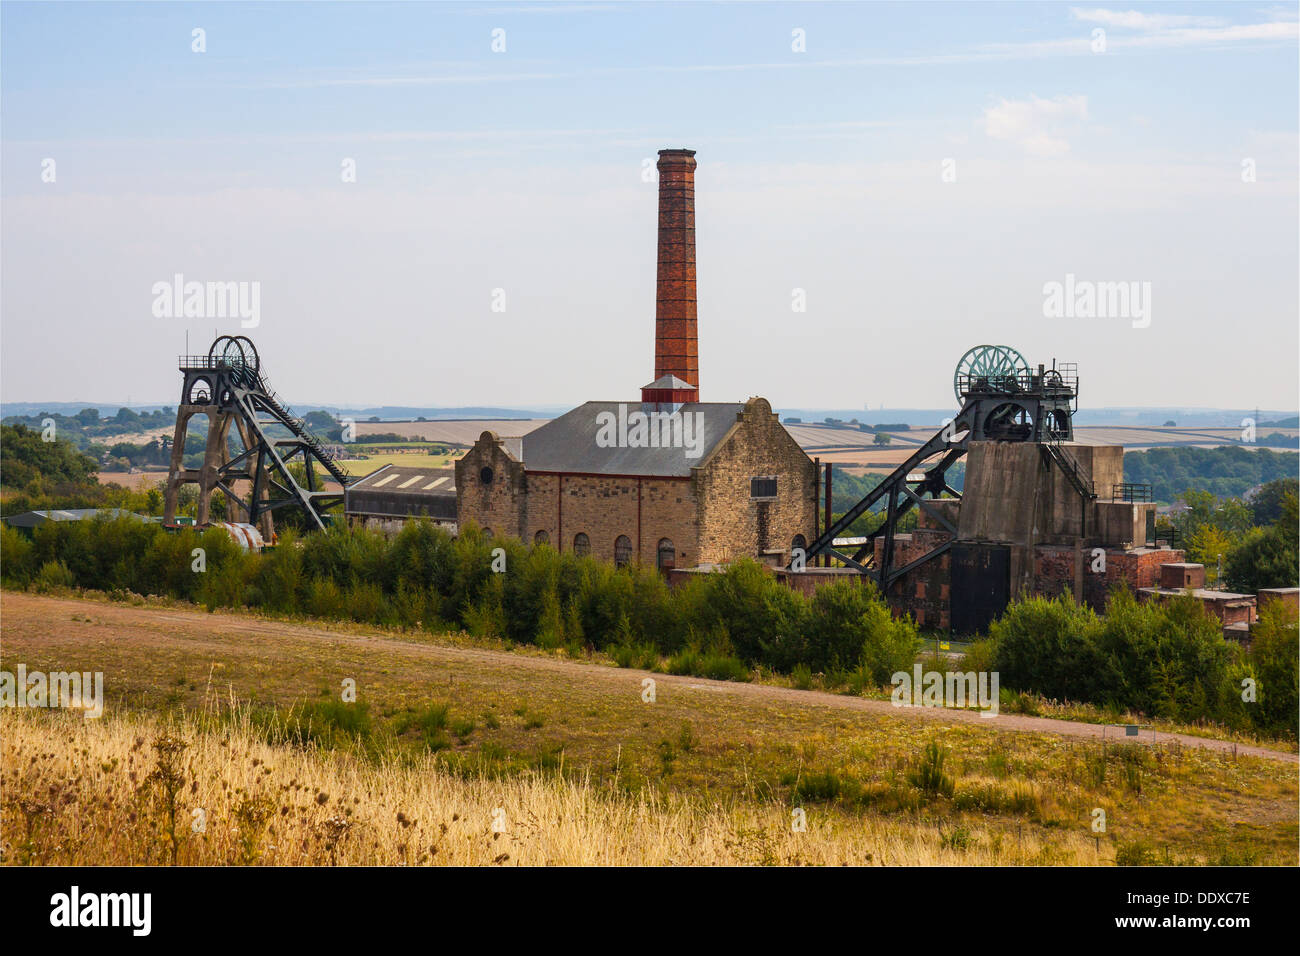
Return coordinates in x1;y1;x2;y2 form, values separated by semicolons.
335;452;458;476
2;591;1294;866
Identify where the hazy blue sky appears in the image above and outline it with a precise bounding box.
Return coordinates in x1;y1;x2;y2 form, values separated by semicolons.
2;1;1296;410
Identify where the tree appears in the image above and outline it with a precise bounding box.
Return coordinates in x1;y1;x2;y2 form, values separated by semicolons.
1250;478;1299;526
1183;524;1236;584
873;432;891;446
1163;420;1176;427
0;424;98;489
1224;526;1299;592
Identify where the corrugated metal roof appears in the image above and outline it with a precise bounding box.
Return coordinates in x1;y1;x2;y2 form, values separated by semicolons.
345;464;458;520
3;508;151;528
520;401;743;477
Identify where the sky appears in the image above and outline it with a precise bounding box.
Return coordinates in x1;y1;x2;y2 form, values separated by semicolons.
2;0;1297;412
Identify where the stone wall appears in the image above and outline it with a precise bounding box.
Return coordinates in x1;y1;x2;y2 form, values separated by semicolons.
454;431;528;540
524;472;698;567
695;397;817;564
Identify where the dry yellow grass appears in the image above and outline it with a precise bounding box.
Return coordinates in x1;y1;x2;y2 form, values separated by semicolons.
2;707;1115;866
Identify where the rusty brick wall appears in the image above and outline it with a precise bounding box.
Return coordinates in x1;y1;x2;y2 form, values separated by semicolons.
523;472;699;567
454;432;527;540
1034;545;1080;602
695;397;817;564
877;539;1187;628
655;149;699;391
1082;547;1184;610
874;529;953;629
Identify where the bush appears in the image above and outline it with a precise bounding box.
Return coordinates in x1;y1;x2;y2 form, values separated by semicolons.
33;559;76;592
800;579;918;677
394;703;451;751
0;525;34;586
609;641;659;670
1246;602;1300;739
907;741;955;799
283;699;372;750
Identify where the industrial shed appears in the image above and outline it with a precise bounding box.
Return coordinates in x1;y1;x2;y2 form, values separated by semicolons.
344;464;457;532
3;508;153;530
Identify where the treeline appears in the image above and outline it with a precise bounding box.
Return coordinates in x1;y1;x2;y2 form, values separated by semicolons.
1;424;99;487
1;407;176;447
1124;446;1299;502
0;516;920;683
965;591;1297;740
4;514;1296;738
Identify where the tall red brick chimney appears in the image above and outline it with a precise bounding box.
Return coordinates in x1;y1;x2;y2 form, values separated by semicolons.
647;148;699;403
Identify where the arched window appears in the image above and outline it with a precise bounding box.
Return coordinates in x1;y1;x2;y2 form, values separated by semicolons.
614;535;633;568
657;538;675;572
534;530;550;546
482;527;492;539
792;534;807;554
573;532;590;557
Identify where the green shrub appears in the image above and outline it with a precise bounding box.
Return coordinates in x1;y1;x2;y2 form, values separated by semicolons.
283;699;372;750
0;524;35;586
609;641;659;670
33;558;76;592
790;770;860;804
306;577;347;619
395;703;451;751
907;741;955;799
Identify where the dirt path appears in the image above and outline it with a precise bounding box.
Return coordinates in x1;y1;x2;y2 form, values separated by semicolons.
2;592;1294;764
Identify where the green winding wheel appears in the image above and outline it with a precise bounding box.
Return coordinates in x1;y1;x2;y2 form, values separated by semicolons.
953;345;1030;402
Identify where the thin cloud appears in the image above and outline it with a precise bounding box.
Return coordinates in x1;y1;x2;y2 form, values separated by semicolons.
1069;8;1228;30
245;10;1299;92
984;94;1089;157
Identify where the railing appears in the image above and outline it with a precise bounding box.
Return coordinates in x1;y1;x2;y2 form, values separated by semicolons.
956;366;1079;398
255;377;352;485
1113;482;1153;503
178;355;229;369
1042;437;1095;499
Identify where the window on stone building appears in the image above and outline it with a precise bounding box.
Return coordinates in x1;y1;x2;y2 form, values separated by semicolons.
750;476;778;499
614;535;633;568
482;527;492;539
791;534;807;554
657;538;675;572
534;530;549;546
573;532;590;557
480;466;494;485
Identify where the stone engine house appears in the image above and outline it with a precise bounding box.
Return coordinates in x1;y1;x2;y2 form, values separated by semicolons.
456;398;816;570
455;147;817;569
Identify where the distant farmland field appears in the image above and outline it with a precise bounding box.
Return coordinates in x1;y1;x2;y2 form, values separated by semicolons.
335;451;458;476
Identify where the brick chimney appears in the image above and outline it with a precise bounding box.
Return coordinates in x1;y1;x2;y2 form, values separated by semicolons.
647;148;699;403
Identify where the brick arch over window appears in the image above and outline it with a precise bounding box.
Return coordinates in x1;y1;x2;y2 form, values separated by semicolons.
792;534;807;554
614;535;633;568
657;538;675;572
573;532;590;558
534;530;550;546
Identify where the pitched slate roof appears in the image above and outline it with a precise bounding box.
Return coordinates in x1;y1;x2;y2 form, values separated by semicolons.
641;374;697;391
520;401;743;477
